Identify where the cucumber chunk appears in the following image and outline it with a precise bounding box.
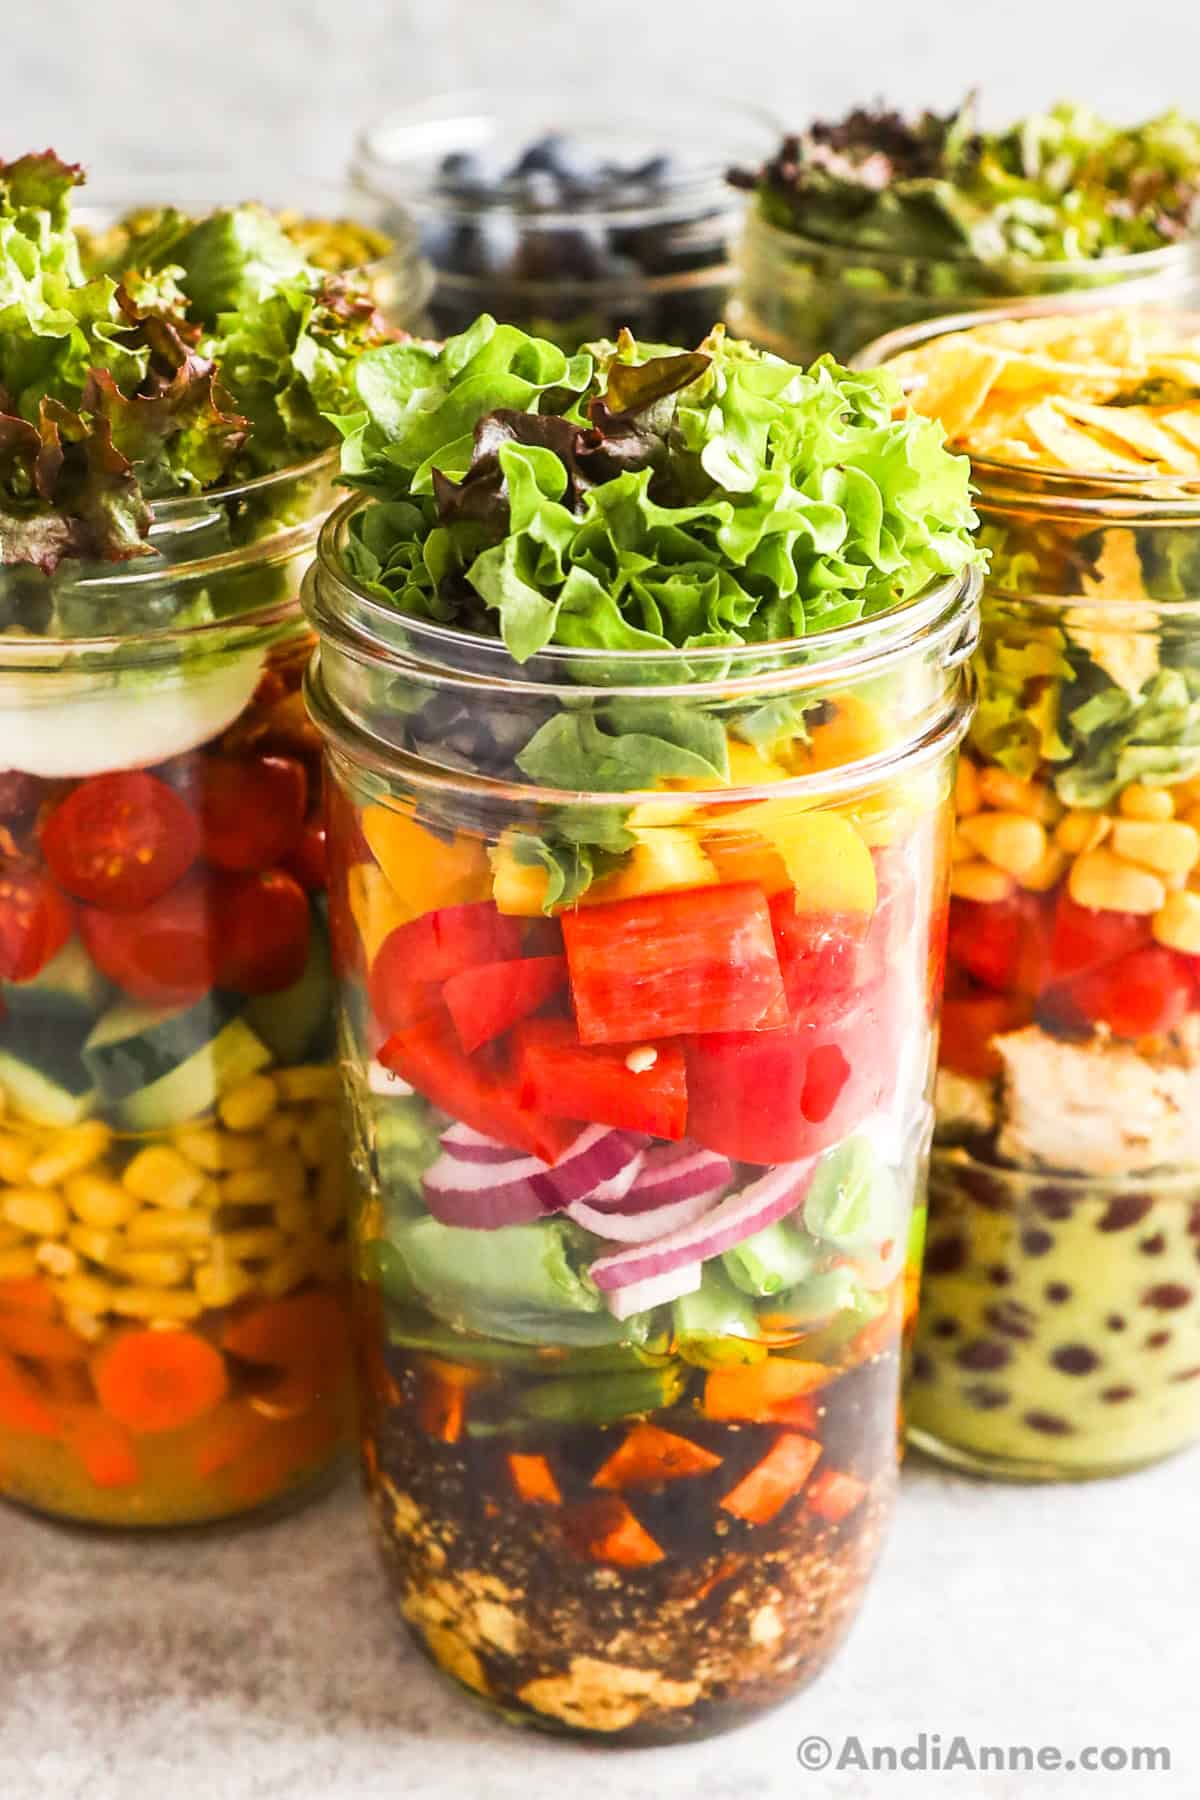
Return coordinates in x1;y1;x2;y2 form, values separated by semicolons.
116;1018;272;1133
84;995;236;1102
3;938;111;1025
244;914;333;1065
0;1013;96;1126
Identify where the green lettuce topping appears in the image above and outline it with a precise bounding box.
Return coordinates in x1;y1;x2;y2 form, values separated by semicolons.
0;155;392;572
731;97;1200;263
336;314;981;662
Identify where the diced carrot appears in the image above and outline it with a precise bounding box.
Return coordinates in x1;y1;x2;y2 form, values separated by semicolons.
419;1357;491;1390
0;1313;88;1364
194;1403;274;1479
704;1359;829;1422
564;1495;665;1567
66;1411;141;1490
92;1328;229;1435
768;1395;820;1432
719;1432;823;1524
226;1400;342;1505
807;1467;869;1524
222;1290;349;1383
0;1349;60;1438
591;1421;722;1491
42;1363;93;1408
508;1452;562;1506
416;1371;467;1444
0;1277;58;1317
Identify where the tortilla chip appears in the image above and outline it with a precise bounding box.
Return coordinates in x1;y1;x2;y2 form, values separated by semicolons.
890;339;1007;440
1022;400;1146;474
1054;397;1200;471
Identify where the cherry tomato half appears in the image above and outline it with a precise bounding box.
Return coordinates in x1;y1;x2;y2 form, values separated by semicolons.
283;819;328;893
947;891;1053;998
0;861;73;982
79;874;216;1006
1041;944;1193;1041
41;772;200;912
198;754;308;873
211;870;311;995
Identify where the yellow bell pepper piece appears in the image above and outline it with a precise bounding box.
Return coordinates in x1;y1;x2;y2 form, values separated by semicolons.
361;805;489;916
585;829;717;905
491;834;551;917
347;865;413;964
725;740;792;787
788;692;896;775
722;802;877;914
702;833;792;896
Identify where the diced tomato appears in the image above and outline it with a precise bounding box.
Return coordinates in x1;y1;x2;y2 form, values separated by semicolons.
591;1421;722;1490
378;1012;578;1164
211;870;311;995
1048;892;1150;984
514;1017;687;1140
562;1495;665;1567
1043;944;1193;1041
946;891;1053;997
768;892;865;1017
508;1451;563;1506
939;991;1033;1079
283;819;328;893
40;771;200;911
443;956;568;1054
79;874;215;1005
198;754;308;872
563;882;787;1045
719;1432;822;1524
0;860;73;981
806;1467;868;1524
686;985;889;1165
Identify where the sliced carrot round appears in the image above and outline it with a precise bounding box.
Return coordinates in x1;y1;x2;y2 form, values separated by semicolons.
65;1411;142;1489
92;1329;229;1435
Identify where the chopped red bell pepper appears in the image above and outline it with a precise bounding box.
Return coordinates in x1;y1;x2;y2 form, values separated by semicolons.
514;1017;687;1140
562;1495;665;1566
443;956;568;1054
378;1012;577;1164
806;1467;868;1524
1042;944;1193;1041
562;882;787;1045
768;893;865;1017
686;985;888;1165
947;891;1053;997
370;902;524;1036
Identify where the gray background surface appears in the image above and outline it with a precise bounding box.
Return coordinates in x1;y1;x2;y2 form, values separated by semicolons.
8;0;1200;187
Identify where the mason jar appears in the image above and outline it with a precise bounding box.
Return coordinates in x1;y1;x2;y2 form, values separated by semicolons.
351;90;770;352
0;457;352;1526
74;175;432;331
304;500;978;1742
730;207;1200;366
862;305;1200;1479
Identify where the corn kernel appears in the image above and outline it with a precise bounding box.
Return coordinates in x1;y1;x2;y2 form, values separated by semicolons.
172;1127;261;1174
210;1226;288;1263
67;1223;125;1267
296;1118;330;1170
976;767;1062;825
1069;848;1166;915
220;1168;279;1206
259;1240;318;1299
65;1309;105;1344
122;1145;206;1209
1015;845;1071;893
275;1066;339;1105
262;1113;299;1147
125;1207;215;1249
950;862;1016;904
1055;810;1111;856
193;1259;258;1310
1110;819;1200;877
1152;890;1200;956
55;1270;118;1315
954;757;981;818
271;1147;308;1203
114;1249;191;1288
66;1174;139;1229
3;1187;69;1238
110;1286;203;1322
218;1074;279;1133
1119;784;1175;822
0;1245;38;1281
26;1122;112;1188
273;1193;315;1236
950;829;976;865
957;811;1048;879
0;1133;36;1185
36;1241;78;1278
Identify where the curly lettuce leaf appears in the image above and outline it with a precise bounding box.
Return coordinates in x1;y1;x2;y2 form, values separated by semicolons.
338;318;981;663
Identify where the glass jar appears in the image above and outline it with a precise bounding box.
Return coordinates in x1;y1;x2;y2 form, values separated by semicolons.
74;175;432;331
0;457;353;1526
730;207;1200;366
351;90;770;351
304;503;978;1742
863;305;1200;1479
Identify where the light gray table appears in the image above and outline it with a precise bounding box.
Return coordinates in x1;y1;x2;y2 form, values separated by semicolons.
2;1451;1196;1800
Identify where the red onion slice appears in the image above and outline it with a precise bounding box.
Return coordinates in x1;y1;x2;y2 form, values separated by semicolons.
604;1262;703;1321
590;1160;817;1291
590;1141;734;1215
423;1125;645;1229
439;1123;523;1166
423;1149;553;1229
528;1126;644;1210
565;1188;722;1243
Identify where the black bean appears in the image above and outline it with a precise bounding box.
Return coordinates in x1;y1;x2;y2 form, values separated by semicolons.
1101;1386;1136;1404
1032;1186;1076;1221
1146;1331;1173;1350
1098;1194;1155;1233
1050;1345;1100;1376
1142;1284;1193;1311
963;1383;1010;1411
956;1339;1011;1372
911;1351;935;1382
1020;1228;1055;1257
1138;1234;1167;1257
1170;1366;1200;1383
1023;1411;1074;1437
924;1234;967;1276
986;1264;1014;1287
1045;1282;1072;1304
984;1303;1035;1341
930;1317;960;1340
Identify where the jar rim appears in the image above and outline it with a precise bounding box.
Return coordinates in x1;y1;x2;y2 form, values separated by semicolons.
933;1142;1200;1197
351;86;775;232
308;491;981;698
858;298;1200;512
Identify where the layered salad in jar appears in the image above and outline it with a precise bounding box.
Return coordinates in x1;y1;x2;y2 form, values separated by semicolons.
887;307;1200;1475
729;98;1200;363
309;315;982;1735
0;151;395;1523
